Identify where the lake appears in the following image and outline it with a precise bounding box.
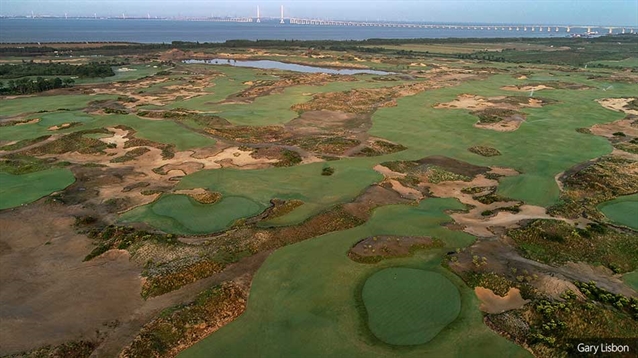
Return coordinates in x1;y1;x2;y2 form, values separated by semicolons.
183;59;392;75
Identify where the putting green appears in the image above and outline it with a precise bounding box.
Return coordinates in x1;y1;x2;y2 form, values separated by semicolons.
0;169;75;210
120;194;262;235
598;194;638;230
362;267;461;346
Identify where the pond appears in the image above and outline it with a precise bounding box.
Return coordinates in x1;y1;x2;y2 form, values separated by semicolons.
184;59;392;75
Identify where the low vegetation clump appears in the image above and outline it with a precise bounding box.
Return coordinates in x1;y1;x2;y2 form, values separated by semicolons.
122;282;247;358
12;340;97;358
625;98;638;111
472;108;521;124
614;140;638;154
118;125;176;159
273;149;302;167
0;155;60;175
82;225;178;262
321;166;335;176
190;190;222;204
468;145;501;157
354;140;407;157
348;236;443;263
426;166;471;183
485;285;638;358
474;192;517;205
137;109;230;127
110;147;151;163
461;186;494;195
283;136;361;155
380;160;420;174
142;257;225;298
0;135;51;151
460;271;535;298
206;126;286;143
27;129;111;155
549;156;638;220
508;219;638;273
264;199;304;219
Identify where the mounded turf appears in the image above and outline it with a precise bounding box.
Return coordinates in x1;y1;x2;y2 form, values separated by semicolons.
362;267;461;346
598;194;638;229
120;194;262;235
180;199;529;358
0;169;75;210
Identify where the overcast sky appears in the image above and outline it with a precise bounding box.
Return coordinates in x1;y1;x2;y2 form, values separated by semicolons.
1;0;636;26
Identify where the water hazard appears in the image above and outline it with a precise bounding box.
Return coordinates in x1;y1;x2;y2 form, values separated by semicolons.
184;58;392;75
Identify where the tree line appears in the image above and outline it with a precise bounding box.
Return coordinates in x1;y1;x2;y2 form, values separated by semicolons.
0;61;115;79
0;77;75;95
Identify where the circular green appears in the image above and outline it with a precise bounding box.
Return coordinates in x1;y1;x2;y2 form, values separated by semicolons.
362;267;461;346
598;194;638;230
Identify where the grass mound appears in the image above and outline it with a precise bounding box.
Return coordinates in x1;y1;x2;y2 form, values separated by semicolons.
472;108;522;124
468;145;501;157
362;267;461;345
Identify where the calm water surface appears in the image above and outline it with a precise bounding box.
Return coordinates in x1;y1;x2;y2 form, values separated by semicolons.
0;18;577;43
184;59;392;75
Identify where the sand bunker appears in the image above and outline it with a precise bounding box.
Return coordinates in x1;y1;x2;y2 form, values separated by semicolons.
596;98;638;116
475;287;530;314
501;85;553;92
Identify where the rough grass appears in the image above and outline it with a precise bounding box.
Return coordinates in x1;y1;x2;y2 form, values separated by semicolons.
123;282;247;358
549;156;638;220
0;135;51;151
473;108;521;124
508;219;638;273
486;284;638;358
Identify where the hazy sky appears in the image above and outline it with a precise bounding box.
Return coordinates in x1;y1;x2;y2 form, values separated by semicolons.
1;0;636;26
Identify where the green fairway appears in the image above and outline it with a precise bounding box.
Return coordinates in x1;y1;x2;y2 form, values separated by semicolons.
598;194;638;229
1;94;116;118
0;112;216;151
180;199;529;358
588;58;638;68
120;194;262;235
123;160;382;234
362;267;461;345
368;73;626;206
622;270;638;292
178;160;383;227
0;169;75;210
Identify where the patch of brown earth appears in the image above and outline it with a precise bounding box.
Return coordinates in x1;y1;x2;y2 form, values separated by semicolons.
348;235;441;263
0;203;143;355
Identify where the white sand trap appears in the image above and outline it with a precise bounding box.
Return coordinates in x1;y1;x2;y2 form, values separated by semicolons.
373;164;407;178
475;287;530;314
596;98;638;115
501;84;552;92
